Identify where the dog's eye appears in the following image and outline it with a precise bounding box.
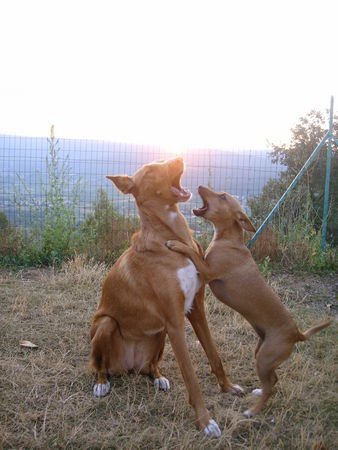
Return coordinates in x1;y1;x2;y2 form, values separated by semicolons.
220;194;226;200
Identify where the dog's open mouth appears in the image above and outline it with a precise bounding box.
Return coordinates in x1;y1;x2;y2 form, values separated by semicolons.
170;172;191;202
192;197;209;216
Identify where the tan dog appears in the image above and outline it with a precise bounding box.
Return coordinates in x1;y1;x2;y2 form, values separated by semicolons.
167;185;332;417
90;159;242;438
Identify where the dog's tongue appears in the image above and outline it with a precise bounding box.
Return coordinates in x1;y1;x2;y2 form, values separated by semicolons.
193;206;207;216
170;186;191;200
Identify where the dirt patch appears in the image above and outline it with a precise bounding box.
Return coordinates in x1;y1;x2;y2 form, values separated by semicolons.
270;272;337;309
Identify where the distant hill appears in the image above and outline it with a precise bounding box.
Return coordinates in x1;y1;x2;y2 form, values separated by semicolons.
0;134;284;226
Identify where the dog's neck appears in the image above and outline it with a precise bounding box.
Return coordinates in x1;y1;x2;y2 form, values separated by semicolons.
137;202;195;247
213;220;245;245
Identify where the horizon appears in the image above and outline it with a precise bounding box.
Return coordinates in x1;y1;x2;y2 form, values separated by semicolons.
0;131;275;154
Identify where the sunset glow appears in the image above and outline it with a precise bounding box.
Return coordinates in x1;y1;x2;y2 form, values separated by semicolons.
0;0;336;149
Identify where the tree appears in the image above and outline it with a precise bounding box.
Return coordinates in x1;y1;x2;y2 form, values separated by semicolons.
249;109;338;245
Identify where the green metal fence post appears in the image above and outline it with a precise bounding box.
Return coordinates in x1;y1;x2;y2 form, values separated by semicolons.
321;95;334;252
247;131;330;249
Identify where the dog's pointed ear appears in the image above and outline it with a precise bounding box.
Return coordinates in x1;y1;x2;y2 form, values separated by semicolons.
236;211;256;233
106;175;134;194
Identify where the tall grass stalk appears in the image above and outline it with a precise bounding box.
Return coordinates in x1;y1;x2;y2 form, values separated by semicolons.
7;128;82;265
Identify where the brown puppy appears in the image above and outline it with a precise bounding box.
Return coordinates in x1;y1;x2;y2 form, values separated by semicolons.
167;185;332;417
90;159;241;438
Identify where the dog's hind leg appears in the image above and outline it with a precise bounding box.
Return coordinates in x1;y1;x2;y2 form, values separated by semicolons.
90;315;121;397
244;366;277;417
144;331;171;391
244;340;292;417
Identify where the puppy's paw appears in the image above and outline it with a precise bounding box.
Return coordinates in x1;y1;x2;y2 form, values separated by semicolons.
165;240;182;251
154;376;170;391
93;381;110;398
244;409;255;418
165;240;173;249
203;419;221;438
252;388;262;396
230;384;245;396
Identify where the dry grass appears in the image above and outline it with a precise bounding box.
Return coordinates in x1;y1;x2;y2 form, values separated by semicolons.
248;228;280;262
0;257;337;449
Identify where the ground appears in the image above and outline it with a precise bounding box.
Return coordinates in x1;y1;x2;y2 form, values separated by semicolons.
0;258;337;449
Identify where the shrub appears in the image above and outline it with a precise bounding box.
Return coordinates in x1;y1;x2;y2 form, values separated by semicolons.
78;189;139;262
248;186;336;274
0;211;9;230
6;130;82;266
0;211;22;263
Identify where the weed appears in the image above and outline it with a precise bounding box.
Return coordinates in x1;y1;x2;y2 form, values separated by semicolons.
2;129;82;266
258;256;272;278
78;189;139;262
248;184;337;274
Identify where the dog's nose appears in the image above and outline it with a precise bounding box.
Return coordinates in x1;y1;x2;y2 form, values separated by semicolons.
173;156;184;163
198;185;209;194
168;156;184;166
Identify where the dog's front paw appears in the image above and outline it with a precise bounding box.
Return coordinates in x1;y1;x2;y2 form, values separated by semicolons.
165;239;181;251
165;240;173;249
203;419;221;438
93;381;110;398
154;376;170;391
230;384;245;396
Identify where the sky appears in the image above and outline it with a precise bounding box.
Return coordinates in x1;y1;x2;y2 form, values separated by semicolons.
0;0;337;151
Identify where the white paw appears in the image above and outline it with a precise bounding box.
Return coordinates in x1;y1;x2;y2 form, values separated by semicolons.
252;388;262;396
154;376;170;391
93;381;110;397
231;384;245;395
244;409;254;418
203;419;221;438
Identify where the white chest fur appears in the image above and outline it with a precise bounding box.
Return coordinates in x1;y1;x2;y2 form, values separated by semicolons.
177;259;201;314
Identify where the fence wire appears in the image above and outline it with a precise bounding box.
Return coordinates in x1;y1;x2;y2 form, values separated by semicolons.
0;134;284;230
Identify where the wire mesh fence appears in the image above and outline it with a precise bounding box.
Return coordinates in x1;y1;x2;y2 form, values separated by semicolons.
0;133;284;231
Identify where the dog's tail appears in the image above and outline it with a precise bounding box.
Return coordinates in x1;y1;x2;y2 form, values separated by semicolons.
298;318;333;341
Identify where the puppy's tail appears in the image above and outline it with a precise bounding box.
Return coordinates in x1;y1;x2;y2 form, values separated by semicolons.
298;318;333;341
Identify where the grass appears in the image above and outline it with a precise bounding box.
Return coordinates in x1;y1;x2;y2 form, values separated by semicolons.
0;257;336;449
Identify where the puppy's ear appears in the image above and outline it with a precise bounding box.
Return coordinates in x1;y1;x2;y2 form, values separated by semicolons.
236;211;256;232
106;175;134;194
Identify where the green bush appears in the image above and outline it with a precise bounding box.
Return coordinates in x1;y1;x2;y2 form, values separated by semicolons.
0;211;9;230
248;108;337;274
248;186;336;274
78;189;139;262
3;132;82;266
